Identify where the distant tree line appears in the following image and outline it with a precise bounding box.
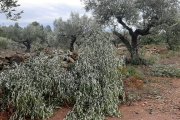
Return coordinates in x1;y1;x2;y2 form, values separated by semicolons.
0;22;51;52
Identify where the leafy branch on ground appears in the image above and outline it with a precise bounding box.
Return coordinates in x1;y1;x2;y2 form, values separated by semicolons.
0;31;124;120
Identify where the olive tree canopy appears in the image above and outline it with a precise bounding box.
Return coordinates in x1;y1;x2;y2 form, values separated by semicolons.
82;0;179;64
0;0;23;20
5;22;46;52
54;13;97;51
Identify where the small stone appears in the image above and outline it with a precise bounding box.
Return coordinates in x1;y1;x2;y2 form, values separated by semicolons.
148;108;153;114
135;111;139;114
144;102;148;104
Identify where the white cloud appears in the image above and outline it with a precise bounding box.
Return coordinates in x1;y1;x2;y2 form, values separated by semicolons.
19;0;84;7
0;0;87;27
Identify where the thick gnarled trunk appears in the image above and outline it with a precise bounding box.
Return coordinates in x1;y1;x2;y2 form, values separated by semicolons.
70;35;76;52
114;17;153;65
113;31;142;64
23;40;31;52
130;35;142;64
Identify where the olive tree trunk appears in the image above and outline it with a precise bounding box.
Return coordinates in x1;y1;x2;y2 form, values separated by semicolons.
113;17;154;65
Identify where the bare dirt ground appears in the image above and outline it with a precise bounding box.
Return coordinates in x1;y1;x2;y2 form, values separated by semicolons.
119;77;180;120
0;112;9;120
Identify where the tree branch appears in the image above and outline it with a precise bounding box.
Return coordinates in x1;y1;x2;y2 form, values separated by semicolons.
116;16;134;36
134;23;152;36
113;30;132;52
135;16;158;36
70;35;76;52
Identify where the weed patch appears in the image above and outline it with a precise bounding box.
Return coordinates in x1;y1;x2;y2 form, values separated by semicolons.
150;64;180;78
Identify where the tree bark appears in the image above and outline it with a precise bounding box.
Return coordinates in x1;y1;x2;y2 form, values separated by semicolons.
113;31;132;53
70;35;76;52
131;34;139;60
23;40;31;52
114;16;153;64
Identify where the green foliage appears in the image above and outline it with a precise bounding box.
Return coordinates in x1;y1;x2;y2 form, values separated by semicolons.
119;66;144;80
145;56;159;65
5;23;22;42
166;22;180;51
83;0;179;29
0;30;124;120
65;31;124;120
0;50;82;119
0;0;23;20
54;13;97;50
160;50;180;59
151;64;180;78
2;22;49;52
0;35;25;50
139;47;160;65
82;0;179;63
0;53;66;119
0;37;9;49
0;27;7;37
140;34;166;45
9;87;52;120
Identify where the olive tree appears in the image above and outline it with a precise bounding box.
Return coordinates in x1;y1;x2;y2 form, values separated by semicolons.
5;22;46;52
165;21;180;50
82;0;179;64
54;13;96;51
0;0;23;20
43;25;55;47
5;23;22;41
21;22;46;52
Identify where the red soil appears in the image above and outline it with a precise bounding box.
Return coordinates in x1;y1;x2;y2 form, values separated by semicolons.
0;112;9;120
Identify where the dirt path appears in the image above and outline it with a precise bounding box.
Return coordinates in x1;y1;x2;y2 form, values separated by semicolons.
117;77;180;120
119;82;180;120
49;78;180;120
49;108;71;120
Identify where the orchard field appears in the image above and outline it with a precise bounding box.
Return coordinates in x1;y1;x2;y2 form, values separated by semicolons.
0;0;180;120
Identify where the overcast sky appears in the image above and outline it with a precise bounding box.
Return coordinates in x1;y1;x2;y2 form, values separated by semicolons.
0;0;87;27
